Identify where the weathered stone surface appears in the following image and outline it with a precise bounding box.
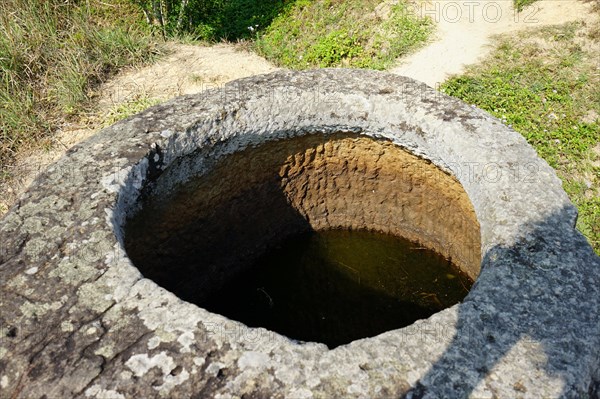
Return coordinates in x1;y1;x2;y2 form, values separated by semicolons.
1;69;599;398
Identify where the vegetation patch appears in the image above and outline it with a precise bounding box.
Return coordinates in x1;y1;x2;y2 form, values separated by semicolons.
442;20;600;253
131;0;291;40
101;94;161;128
0;0;160;176
255;0;432;69
514;0;538;12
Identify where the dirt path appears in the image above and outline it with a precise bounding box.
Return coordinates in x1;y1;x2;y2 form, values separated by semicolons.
391;0;593;87
98;43;278;107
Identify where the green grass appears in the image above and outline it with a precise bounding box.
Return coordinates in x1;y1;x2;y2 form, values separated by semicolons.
441;21;600;253
514;0;538;12
0;0;160;173
255;0;432;69
101;94;161;127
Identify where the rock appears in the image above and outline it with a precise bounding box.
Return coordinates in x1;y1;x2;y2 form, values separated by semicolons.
1;69;598;398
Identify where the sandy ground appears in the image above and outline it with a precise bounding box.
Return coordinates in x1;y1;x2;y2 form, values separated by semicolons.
391;0;593;87
98;43;279;107
0;0;593;214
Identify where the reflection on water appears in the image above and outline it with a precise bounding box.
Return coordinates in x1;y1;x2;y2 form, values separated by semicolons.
202;229;473;348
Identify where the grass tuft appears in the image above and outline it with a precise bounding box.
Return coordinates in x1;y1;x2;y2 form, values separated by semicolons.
101;94;161;127
514;0;538;12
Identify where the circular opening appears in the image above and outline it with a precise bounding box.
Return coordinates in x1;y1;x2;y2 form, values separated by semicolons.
124;133;481;347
